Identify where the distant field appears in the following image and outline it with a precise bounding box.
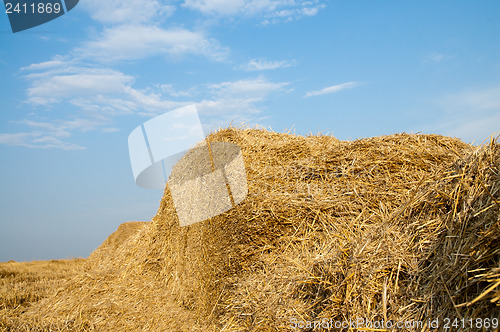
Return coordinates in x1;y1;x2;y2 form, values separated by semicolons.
0;259;86;330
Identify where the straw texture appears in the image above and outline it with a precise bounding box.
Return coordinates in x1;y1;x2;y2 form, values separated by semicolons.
2;128;498;331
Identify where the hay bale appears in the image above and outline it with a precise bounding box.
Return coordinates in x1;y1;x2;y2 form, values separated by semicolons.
17;128;500;331
153;129;499;330
22;221;206;331
91;221;147;255
86;221;148;271
168;141;248;226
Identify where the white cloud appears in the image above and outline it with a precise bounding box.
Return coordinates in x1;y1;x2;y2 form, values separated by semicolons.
12;58;288;149
418;86;500;144
61;87;186;118
0;116;126;150
160;84;194;98
208;77;289;99
243;58;296;71
101;128;120;133
75;25;229;63
443;113;500;144
261;2;326;24
183;0;326;23
305;82;363;97
18;118;109;135
183;0;246;15
23;61;186;116
71;1;229;65
426;53;455;62
302;6;320;16
26;68;134;105
21;60;68;71
2;61;186;150
80;0;175;25
123;86;187;116
0;132;85;150
196;77;289;131
196;98;261;117
439;86;500;112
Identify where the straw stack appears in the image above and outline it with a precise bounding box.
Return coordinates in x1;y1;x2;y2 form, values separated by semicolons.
15;128;499;331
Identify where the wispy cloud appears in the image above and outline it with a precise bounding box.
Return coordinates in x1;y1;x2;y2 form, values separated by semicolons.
101;127;120;133
160;84;195;98
443;113;500;144
261;3;326;25
75;25;229;63
25;66;134;105
242;58;296;71
0;61;187;150
4;61;289;149
183;0;246;16
196;77;290;130
439;85;500;112
58;0;230;65
21;60;68;71
0;117;120;150
207;77;289;99
80;0;175;25
0;132;85;150
5;0;301;150
72;0;230;64
183;0;326;23
426;53;455;62
18;118;111;135
24;63;289;120
305;82;363;97
419;85;500;144
22;61;186;114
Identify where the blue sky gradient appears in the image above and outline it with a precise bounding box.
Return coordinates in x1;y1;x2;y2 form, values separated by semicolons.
1;0;499;261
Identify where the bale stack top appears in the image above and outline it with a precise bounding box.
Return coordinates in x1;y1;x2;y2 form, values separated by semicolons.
24;128;499;331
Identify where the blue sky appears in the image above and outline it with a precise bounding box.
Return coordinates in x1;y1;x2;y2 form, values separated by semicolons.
1;1;499;261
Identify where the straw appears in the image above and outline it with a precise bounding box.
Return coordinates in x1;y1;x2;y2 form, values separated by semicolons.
2;128;498;331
